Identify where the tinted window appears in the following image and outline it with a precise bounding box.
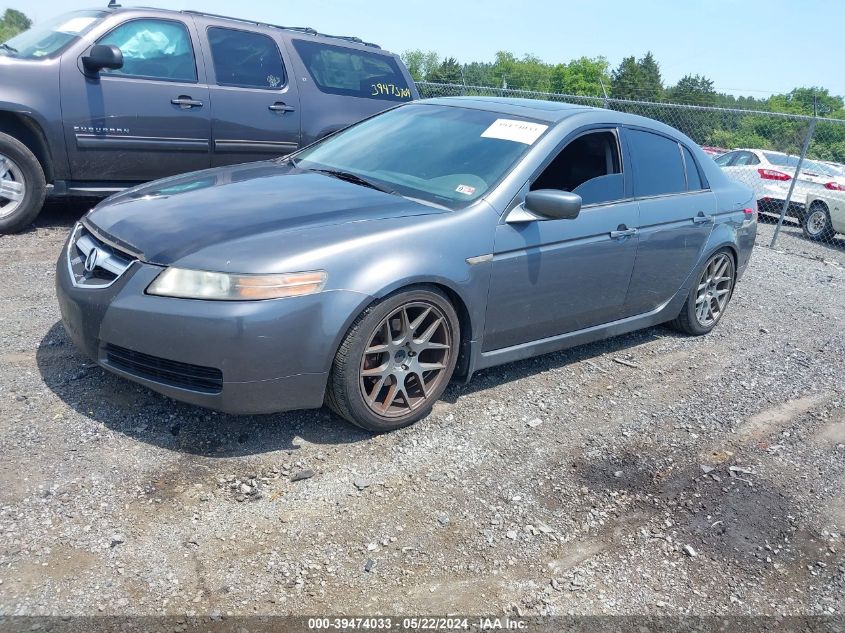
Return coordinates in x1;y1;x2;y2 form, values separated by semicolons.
733;152;756;166
683;146;703;190
714;151;736;166
98;19;196;82
763;152;798;168
208;27;285;89
291;39;412;101
531;131;624;206
627;129;686;197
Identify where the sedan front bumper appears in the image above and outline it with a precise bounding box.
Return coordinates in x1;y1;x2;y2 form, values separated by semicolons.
56;238;370;415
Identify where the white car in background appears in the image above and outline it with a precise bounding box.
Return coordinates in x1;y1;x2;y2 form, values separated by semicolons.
804;191;845;241
714;149;845;220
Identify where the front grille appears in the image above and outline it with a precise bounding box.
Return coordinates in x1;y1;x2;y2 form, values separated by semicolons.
104;344;223;394
67;224;135;288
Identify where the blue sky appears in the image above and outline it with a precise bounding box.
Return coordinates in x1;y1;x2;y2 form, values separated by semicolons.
7;0;845;97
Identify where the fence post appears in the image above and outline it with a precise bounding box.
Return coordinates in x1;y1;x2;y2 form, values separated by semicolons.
770;118;817;248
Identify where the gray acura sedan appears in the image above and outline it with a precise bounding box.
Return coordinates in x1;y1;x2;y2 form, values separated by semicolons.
57;97;757;432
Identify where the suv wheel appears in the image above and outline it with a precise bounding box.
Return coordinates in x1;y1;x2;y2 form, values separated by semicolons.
802;201;835;241
0;131;47;234
326;287;460;432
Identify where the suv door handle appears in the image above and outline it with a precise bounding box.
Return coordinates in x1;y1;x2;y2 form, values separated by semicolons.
693;213;713;224
171;96;203;109
269;102;296;113
610;226;638;239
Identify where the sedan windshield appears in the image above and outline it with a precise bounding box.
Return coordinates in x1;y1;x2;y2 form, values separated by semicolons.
1;11;104;60
292;104;549;208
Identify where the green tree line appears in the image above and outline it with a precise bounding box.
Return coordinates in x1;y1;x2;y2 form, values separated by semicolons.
3;9;842;162
404;49;845;162
0;8;30;42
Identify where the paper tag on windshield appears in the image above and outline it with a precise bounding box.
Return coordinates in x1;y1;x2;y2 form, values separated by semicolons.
481;119;548;145
455;184;476;195
55;17;98;34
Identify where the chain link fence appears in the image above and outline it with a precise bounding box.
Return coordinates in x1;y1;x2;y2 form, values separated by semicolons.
418;82;845;265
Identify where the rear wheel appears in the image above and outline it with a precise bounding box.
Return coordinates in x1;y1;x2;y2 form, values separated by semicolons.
327;287;459;432
802;201;835;241
0;131;46;234
670;250;735;336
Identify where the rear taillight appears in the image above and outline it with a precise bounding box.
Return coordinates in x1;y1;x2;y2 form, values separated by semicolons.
743;207;755;215
758;168;791;181
825;181;845;191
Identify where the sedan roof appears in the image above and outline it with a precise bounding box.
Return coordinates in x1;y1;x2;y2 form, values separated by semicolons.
417;97;696;146
420;96;593;123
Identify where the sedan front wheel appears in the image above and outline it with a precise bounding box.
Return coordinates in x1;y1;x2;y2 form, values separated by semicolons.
327;287;460;432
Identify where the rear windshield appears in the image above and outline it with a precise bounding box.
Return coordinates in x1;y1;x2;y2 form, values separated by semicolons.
763;152;839;176
291;39;412;101
1;10;103;59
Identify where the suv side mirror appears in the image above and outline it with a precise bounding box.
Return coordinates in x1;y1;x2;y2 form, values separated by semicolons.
524;189;582;220
82;45;124;73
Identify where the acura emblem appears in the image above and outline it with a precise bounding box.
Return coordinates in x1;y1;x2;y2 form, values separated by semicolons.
84;247;101;273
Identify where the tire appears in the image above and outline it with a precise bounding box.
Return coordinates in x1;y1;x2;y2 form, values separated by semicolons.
802;201;835;241
326;286;460;432
0;131;47;234
670;249;736;336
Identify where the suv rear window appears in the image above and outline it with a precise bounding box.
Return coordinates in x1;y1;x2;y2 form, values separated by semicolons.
291;39;412;101
208;27;286;89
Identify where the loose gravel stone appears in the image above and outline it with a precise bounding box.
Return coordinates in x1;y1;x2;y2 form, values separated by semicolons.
0;204;842;616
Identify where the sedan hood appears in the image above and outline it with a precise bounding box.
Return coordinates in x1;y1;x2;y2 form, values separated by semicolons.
85;161;447;266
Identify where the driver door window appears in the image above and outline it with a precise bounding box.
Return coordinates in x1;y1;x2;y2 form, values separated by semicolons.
530;130;624;206
97;18;197;82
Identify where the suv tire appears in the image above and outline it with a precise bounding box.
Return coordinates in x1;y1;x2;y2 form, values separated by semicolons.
0;131;47;234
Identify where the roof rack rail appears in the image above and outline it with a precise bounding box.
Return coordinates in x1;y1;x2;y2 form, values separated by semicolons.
180;10;381;48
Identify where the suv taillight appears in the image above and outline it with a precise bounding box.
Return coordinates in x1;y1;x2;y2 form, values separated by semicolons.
825;181;845;191
758;168;791;181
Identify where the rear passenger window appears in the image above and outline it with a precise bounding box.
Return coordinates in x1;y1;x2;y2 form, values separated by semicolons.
682;146;704;191
208;27;286;89
291;39;412;101
627;129;686;197
714;152;734;166
97;19;196;82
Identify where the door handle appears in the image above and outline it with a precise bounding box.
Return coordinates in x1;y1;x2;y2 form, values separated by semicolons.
693;213;713;224
269;102;296;113
610;226;638;238
171;96;203;109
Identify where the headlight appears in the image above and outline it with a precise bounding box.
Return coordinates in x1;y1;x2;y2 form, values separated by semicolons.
146;268;327;300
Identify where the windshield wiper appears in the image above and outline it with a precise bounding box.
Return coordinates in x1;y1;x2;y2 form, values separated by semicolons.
0;43;18;54
309;168;396;195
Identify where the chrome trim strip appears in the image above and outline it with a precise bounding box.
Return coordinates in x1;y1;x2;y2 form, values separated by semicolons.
80;220;145;261
465;254;493;265
213;139;299;153
75;134;210;152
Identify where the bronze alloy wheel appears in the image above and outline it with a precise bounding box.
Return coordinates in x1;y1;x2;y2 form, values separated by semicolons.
359;301;452;418
694;252;734;327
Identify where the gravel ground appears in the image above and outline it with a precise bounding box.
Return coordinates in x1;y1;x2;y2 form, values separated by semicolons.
0;202;843;617
757;213;845;267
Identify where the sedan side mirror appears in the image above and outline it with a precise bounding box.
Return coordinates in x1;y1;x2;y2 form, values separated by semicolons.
524;189;582;220
82;44;124;73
